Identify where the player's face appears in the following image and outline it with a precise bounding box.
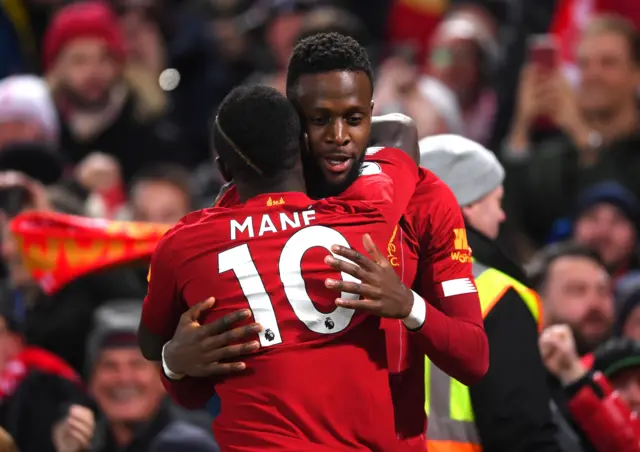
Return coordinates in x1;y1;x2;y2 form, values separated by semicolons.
293;71;373;197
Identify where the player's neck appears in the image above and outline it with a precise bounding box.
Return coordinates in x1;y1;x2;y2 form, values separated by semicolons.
236;172;307;202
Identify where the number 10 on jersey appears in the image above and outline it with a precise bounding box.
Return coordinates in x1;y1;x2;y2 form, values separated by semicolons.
218;225;361;347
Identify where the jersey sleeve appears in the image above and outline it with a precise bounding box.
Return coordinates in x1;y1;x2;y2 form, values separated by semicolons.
342;147;418;226
410;176;489;385
141;230;182;341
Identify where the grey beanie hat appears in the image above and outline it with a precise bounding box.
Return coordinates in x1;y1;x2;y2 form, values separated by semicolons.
418;134;504;206
86;299;143;375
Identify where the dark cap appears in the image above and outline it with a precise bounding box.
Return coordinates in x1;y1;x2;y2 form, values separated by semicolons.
593;337;640;378
574;181;640;229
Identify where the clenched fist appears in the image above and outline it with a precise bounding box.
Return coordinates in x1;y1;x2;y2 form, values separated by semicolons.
539;324;586;385
52;404;95;452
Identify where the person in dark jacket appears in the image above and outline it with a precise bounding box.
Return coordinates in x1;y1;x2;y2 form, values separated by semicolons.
0;286;88;452
43;2;188;183
503;15;640;246
539;326;640;452
531;243;623;452
51;300;215;452
419;134;560;452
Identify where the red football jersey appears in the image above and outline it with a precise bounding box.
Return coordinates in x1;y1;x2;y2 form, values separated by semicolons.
382;168;487;450
142;148;417;451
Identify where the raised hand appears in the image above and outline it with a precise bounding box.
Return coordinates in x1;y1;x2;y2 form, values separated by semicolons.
324;233;413;319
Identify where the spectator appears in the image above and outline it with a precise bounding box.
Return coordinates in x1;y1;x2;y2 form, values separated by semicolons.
0;75;65;185
539;326;640;452
0;75;58;149
504;15;640;245
572;182;640;279
0;290;86;452
419;135;560;452
127;164;193;224
614;275;640;339
530;243;616;452
43;1;186;183
530;243;614;356
52;300;214;452
593;338;640;414
374;59;464;138
0;171;146;373
427;8;499;145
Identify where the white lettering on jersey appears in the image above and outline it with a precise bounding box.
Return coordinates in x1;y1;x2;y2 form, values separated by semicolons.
230;210;317;240
365;146;384;155
259;215;277;236
219;225;359;347
280;212;300;230
231;217;253;240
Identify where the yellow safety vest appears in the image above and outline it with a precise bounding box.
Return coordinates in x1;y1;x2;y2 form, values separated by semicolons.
425;260;542;452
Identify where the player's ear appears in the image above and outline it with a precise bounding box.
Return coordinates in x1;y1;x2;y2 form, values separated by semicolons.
370;100;375;115
215;156;232;182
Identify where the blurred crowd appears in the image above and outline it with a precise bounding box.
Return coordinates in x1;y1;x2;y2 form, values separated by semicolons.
2;0;640;451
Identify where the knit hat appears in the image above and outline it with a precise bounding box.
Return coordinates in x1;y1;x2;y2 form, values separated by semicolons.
0;75;59;144
593;337;640;378
574;181;640;230
418;134;504;206
86;299;142;375
43;1;126;71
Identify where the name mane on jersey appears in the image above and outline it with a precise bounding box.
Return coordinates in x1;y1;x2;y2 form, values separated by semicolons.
230;209;317;240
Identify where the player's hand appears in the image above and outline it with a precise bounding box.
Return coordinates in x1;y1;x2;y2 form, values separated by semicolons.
324;233;413;319
164;297;263;377
539;324;586;385
52;404;95;452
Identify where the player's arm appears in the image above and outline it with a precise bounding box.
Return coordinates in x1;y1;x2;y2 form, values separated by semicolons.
410;183;489;385
159;299;261;410
345;146;419;228
138;232;183;361
370;114;419;164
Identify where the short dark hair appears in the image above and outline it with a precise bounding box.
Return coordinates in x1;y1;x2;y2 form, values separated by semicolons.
213;85;301;179
584;14;640;65
286;32;374;99
131;163;193;207
527;242;606;290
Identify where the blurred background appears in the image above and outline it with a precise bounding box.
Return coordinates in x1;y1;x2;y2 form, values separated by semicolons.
2;0;640;451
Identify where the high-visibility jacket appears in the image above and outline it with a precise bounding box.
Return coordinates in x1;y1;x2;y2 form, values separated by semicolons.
425;260;543;452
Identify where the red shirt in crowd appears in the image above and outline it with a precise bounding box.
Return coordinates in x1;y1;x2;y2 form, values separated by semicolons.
141;148;418;451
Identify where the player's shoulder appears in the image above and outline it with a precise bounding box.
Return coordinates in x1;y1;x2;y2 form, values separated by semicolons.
405;167;459;216
157;207;232;249
364;146;406;160
361;146;413;175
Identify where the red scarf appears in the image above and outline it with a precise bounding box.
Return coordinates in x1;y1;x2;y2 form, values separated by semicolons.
10;211;170;295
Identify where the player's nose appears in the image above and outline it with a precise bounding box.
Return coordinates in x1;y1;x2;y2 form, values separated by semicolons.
328;120;350;147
